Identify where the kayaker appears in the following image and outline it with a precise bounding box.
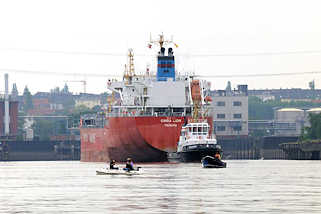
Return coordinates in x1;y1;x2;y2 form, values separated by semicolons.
125;158;134;171
109;160;119;170
214;153;221;160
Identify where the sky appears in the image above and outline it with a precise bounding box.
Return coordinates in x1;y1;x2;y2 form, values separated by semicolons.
1;0;321;94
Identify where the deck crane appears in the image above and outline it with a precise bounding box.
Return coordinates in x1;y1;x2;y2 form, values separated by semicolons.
123;48;135;85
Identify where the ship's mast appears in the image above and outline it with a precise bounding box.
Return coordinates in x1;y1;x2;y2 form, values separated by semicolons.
149;33;177;49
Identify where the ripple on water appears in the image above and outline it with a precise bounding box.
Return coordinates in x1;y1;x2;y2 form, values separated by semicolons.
1;160;321;213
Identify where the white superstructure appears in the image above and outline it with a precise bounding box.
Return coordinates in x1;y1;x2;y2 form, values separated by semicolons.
106;46;212;116
108;75;196;107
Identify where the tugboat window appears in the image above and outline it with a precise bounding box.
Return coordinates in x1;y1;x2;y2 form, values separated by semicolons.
203;127;208;133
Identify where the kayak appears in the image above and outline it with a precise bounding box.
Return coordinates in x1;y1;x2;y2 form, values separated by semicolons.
96;168;142;175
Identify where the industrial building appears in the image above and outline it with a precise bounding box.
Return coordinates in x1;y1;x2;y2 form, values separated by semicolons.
210;84;249;138
249;107;321;137
274;108;305;136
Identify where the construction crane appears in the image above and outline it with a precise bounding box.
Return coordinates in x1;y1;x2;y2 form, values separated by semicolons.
64;80;87;93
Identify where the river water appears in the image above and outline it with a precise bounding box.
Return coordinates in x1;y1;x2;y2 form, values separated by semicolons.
1;160;321;213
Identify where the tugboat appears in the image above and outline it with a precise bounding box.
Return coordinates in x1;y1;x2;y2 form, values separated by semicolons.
168;118;224;163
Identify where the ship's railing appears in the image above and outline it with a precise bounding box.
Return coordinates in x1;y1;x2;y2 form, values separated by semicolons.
80;114;105;128
104;111;187;117
80;111;190;128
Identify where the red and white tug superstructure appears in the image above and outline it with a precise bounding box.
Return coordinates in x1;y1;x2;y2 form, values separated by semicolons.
80;34;213;162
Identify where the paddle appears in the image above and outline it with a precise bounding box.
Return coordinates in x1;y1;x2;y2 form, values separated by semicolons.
123;166;142;172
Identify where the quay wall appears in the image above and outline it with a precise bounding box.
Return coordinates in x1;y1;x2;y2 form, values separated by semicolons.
0;140;80;161
218;136;299;160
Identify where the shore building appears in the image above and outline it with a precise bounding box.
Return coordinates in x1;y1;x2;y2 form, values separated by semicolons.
210;85;249;138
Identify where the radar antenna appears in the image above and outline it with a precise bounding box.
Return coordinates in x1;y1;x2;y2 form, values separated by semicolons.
148;33;178;49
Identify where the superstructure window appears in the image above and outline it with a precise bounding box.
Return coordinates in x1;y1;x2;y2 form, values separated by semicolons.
233;126;242;131
217;126;226;131
217;101;225;106
233;114;242;119
233;101;242;106
217;114;226;119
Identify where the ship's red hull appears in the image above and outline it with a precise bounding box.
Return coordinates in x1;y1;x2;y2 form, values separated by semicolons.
81;116;213;162
80;116;189;162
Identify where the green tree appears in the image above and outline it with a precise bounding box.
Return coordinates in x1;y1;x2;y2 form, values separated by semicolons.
248;96;274;120
301;113;321;141
16;112;26;141
32;118;69;141
32;119;56;141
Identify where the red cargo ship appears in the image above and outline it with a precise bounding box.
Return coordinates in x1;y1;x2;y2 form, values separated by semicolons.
80;34;213;162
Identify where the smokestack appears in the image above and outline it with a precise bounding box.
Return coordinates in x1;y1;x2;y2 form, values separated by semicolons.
4;73;10;135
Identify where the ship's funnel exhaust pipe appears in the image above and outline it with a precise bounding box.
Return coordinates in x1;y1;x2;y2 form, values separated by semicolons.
4;73;10;135
160;47;165;56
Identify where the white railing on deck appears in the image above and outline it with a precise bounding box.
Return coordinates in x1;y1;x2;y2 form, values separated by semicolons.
105;111;186;117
